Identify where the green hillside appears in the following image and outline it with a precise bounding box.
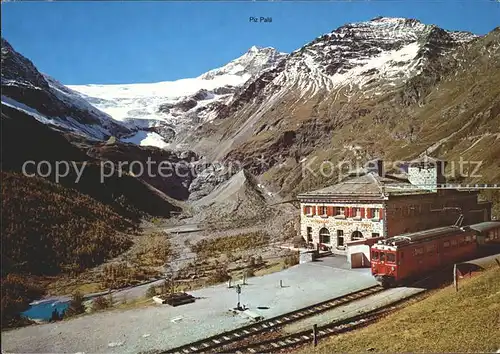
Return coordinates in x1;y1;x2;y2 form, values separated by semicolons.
298;266;500;353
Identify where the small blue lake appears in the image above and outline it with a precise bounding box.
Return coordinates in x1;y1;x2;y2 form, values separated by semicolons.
21;300;69;321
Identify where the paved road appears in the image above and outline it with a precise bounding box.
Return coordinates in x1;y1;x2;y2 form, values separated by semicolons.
3;258;381;354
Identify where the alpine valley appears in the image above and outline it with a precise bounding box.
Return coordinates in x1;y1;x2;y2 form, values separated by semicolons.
1;17;499;327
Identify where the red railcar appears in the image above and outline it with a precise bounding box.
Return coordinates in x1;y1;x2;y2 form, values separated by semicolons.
371;225;479;287
469;221;500;246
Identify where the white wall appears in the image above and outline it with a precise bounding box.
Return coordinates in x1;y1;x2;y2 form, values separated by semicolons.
300;202;385;253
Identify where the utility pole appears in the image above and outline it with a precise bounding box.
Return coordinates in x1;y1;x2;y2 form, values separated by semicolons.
235;284;242;310
453;264;458;292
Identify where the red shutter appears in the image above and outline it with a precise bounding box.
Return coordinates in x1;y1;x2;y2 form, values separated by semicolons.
347;207;352;217
367;208;372;219
361;208;365;218
312;206;316;215
380;208;384;219
303;206;307;215
327;206;333;216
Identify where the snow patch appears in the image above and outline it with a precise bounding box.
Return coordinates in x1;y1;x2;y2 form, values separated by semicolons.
121;131;170;149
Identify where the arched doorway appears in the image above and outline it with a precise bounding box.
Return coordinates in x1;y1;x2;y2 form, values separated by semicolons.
319;228;331;244
351;231;364;240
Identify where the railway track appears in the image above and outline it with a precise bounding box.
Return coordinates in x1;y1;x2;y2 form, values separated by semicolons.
161;285;384;354
227;274;439;353
229;302;403;353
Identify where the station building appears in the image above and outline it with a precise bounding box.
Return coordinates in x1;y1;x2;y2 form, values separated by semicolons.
297;157;492;265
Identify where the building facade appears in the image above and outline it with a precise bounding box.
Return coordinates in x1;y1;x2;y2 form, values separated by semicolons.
297;158;492;256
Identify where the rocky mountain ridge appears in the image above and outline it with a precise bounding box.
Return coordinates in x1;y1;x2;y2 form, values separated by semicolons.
186;18;499;203
1;38;130;141
69;46;287;150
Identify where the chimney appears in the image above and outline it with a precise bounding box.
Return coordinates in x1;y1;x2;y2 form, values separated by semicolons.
407;156;447;191
365;159;384;177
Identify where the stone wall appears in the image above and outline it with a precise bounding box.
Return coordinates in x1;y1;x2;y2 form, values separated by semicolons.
300;202;385;254
300;190;491;254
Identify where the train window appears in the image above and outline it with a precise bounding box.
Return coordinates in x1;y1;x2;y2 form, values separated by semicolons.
372;251;379;260
387;253;396;263
465;235;472;243
451;240;458;247
426;244;436;253
443;241;450;248
414;248;424;256
380;252;386;262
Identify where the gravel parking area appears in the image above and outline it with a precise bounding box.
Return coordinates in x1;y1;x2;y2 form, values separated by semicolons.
2;257;378;354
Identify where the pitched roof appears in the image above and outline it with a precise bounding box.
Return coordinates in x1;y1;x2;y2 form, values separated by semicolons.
468;221;500;233
298;172;433;199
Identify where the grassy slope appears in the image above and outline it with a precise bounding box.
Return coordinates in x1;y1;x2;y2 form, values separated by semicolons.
1;171;134;275
297;266;500;353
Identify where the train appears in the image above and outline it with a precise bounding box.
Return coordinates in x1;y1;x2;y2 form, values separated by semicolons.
370;221;500;287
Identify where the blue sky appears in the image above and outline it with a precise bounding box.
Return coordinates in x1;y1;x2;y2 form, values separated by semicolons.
2;1;499;85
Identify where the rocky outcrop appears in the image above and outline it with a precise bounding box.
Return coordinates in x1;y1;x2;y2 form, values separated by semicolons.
1;38;130;140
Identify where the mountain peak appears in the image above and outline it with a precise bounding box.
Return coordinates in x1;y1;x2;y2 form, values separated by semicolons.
199;46;287;80
247;45;278;53
368;16;420;24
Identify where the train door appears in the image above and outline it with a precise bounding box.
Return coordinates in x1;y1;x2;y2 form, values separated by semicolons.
376;250;391;276
370;248;379;275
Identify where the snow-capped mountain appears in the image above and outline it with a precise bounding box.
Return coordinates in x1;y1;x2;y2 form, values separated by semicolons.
200;46;287;79
240;17;476;99
1;38;130;141
189;17;483;169
69;46;287;149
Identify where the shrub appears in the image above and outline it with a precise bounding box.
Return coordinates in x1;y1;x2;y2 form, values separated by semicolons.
1;273;45;328
145;285;157;298
65;291;86;317
91;295;111;311
284;252;300;268
207;267;231;285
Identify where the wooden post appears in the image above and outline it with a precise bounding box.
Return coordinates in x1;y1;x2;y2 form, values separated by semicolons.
312;324;318;347
453;264;458;292
280;280;283;288
495;258;500;268
227;279;232;288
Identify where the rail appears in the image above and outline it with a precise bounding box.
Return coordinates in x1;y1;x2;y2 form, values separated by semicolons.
230;296;415;353
159;285;384;354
